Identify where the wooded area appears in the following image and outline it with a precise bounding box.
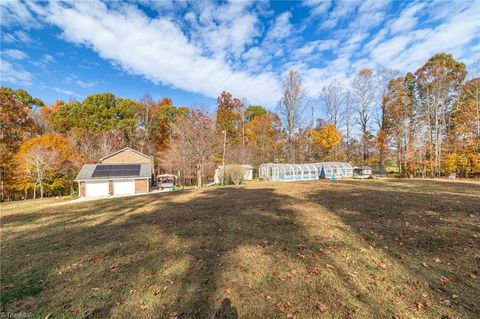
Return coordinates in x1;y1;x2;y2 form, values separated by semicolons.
0;53;478;201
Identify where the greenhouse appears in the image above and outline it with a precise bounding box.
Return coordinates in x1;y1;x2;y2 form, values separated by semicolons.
258;162;353;181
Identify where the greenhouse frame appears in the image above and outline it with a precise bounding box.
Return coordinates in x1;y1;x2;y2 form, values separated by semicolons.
258;162;353;181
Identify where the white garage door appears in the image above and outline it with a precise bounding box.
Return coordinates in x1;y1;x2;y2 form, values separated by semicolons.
113;180;135;195
85;181;109;197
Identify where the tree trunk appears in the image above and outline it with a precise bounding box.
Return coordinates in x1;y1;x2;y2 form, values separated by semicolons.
196;167;202;188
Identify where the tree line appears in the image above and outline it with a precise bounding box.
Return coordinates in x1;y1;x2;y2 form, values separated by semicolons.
0;53;478;201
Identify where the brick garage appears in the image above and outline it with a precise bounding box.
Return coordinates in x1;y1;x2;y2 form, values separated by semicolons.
75;148;153;198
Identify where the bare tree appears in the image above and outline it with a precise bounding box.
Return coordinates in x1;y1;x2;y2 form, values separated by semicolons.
319;79;347;127
278;70;305;162
163;110;219;187
352;68;376;164
137;93;156;154
342;91;355;161
22;146;61;198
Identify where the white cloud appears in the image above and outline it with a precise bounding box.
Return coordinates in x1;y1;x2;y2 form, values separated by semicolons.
389;2;426;34
0;0;37;28
3;49;27;60
0;58;32;85
184;1;260;59
377;4;479;71
302;0;331;16
321;1;358;29
41;1;280;106
293;39;337;59
265;12;293;42
52;87;81;97
76;79;97;89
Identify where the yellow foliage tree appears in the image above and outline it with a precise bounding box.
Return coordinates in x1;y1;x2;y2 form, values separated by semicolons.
13;133;83;198
315;124;341;149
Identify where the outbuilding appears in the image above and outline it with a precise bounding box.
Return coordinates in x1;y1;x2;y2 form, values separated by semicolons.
75;147;153;198
353;166;373;179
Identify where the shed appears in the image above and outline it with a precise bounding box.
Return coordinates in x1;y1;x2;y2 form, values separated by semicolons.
353;166;373;179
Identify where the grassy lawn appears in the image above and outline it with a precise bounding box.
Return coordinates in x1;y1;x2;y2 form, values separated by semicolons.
1;179;479;318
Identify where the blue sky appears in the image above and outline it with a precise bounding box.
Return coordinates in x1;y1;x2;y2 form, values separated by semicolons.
1;0;479;110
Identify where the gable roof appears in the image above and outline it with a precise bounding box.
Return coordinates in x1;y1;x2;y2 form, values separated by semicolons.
75;163;152;181
100;147;150;161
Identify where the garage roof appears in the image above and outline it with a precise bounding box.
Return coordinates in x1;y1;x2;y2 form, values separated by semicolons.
75;163;151;181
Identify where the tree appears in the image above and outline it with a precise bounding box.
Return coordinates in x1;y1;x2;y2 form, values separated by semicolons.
415;53;466;176
245;113;282;164
215;91;243;140
278;70;305;162
319;80;347;127
307;124;341;160
0;87;43;201
245;105;268;122
452;78;480;149
164;110;219;187
13;133;82;198
352;68;376;164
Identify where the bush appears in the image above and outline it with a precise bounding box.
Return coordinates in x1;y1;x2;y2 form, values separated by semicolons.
226;165;247;185
218;165;247;185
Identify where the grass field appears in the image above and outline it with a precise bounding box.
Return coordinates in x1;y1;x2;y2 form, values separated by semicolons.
1;179;479;319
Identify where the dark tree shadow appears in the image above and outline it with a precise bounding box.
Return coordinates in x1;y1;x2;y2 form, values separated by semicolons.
2;181;479;318
214;298;238;319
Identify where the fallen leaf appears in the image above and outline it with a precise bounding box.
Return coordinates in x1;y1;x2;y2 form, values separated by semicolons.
317;303;329;312
415;302;424;311
226;287;232;295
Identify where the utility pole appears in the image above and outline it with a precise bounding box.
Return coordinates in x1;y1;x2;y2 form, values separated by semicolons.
221;129;226;186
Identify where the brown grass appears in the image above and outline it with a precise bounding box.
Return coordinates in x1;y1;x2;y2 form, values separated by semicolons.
1;179;479;318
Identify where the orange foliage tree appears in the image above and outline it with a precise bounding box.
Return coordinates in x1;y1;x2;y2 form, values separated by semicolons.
13;133;83;198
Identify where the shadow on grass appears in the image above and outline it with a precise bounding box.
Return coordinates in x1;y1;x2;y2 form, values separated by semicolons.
304;182;480;316
1;182;479;318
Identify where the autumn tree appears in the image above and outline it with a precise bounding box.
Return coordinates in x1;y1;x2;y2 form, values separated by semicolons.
278;70;305;162
215;91;243;140
245;105;268;122
307;124;341;161
164;110;219;187
13;133;82;198
383;75;417;176
0;87;43;201
451;78;480;149
415;53;466;176
245;113;282;164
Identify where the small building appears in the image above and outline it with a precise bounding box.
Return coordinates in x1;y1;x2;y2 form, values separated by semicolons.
353;166;373;179
75;147;153;197
214;165;254;184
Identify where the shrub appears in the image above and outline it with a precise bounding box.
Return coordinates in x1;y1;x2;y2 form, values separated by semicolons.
219;165;247;185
